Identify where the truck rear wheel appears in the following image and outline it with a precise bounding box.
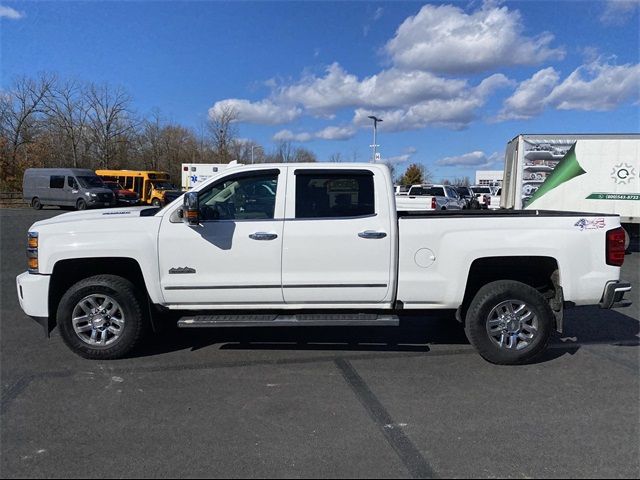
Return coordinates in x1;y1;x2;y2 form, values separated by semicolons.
464;280;553;365
57;275;147;359
31;197;42;210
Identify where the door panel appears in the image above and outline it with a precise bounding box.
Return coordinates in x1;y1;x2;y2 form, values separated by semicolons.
281;168;392;304
158;168;286;306
159;220;284;305
282;216;391;303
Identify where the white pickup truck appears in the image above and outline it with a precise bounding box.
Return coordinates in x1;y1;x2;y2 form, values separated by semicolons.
16;163;631;364
396;184;465;211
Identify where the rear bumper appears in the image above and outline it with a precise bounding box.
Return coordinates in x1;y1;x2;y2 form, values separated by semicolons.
599;281;632;309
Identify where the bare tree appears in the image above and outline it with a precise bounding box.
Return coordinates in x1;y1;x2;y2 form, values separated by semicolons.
328;152;344;163
86;83;136;169
45;79;91;168
0;74;56;182
207;104;238;163
139;108;165;170
275;140;295;163
293;147;317;163
453;176;471;186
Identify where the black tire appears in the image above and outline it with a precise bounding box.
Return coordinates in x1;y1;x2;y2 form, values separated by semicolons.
76;198;87;210
31;197;42;210
464;280;553;365
152;198;162;207
57;275;147;359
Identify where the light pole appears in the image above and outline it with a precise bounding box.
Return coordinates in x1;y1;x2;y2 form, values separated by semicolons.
251;145;263;164
368;115;383;163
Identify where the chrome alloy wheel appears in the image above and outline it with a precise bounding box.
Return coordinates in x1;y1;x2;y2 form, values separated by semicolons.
485;300;538;351
71;294;125;347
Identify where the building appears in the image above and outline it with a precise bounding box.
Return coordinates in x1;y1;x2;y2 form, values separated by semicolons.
475;170;504;186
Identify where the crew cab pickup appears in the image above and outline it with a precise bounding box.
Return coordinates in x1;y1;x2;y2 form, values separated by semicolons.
16;163;632;364
396;185;464;211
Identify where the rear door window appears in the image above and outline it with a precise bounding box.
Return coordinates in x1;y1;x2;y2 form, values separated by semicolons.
295;171;375;219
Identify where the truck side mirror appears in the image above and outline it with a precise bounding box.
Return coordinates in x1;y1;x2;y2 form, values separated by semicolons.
183;191;200;226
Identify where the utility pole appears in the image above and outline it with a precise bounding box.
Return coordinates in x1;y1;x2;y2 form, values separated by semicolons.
368;115;383;163
251;145;263;164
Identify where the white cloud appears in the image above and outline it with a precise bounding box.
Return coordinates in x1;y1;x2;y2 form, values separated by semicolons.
353;74;512;131
436;151;501;168
273;125;356;143
277;63;470;113
315;125;356;140
384;2;564;74
273;130;313;142
498;67;560;120
0;5;25;19
209;99;301;125
600;0;640;25
498;61;640;120
547;62;640;111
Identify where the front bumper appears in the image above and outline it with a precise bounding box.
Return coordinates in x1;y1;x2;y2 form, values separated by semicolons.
599;281;632;309
16;272;52;335
87;197;116;207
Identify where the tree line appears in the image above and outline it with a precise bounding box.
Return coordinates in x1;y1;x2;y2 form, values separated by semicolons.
0;73;317;191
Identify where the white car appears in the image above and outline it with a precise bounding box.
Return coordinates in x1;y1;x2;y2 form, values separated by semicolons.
488;188;502;210
469;185;493;209
17;163;631;365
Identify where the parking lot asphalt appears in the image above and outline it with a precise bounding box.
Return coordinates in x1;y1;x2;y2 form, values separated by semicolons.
1;208;639;478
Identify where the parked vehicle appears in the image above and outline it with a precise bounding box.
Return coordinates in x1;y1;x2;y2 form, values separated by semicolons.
488;188;502;210
103;181;140;206
96;170;182;207
394;185;410;196
404;184;465;210
181;162;237;190
22;168;115;211
469;185;493;209
456;186;479;209
17;163;631;365
502;134;639;243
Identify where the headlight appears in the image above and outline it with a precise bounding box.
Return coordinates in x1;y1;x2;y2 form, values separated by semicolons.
91;193;97;197
27;232;38;273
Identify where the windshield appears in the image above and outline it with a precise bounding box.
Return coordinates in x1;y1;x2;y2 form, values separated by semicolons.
471;187;491;194
104;182;123;191
77;176;105;189
152;182;177;190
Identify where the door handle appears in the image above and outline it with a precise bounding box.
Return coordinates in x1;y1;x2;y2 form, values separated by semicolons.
358;230;387;239
249;232;278;241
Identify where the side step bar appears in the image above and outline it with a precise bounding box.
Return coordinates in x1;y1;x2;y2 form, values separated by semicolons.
177;313;399;328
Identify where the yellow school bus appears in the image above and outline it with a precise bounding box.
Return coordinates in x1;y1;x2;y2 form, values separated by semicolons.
95;170;180;206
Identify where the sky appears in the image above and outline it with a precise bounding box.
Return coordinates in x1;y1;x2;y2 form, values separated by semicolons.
1;0;639;181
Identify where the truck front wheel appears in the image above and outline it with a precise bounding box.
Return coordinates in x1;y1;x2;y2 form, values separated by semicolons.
57;275;147;359
464;280;553;365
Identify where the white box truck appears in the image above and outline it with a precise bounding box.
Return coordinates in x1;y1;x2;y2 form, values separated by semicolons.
501;134;639;241
181;162;238;190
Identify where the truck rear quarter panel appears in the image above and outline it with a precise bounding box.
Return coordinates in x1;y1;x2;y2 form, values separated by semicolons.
397;214;621;308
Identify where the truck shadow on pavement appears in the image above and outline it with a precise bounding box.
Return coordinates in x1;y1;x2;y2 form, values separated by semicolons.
136;307;639;365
